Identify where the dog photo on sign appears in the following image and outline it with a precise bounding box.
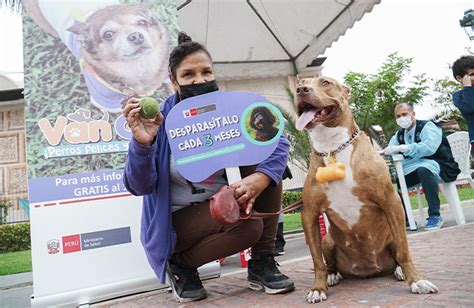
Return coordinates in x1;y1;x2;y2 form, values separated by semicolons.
23;0;170;112
247;106;280;142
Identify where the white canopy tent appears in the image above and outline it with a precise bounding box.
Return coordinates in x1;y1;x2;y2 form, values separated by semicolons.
0;0;380;82
178;0;381;80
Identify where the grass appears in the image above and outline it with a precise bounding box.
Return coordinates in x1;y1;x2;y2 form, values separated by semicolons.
0;250;32;276
283;186;474;232
408;185;474;208
283;212;303;232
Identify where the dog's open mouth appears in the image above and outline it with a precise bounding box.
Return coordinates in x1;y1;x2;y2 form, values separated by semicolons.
296;105;338;130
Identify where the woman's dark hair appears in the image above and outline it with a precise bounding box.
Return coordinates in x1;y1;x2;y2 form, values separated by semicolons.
452;55;474;79
168;32;213;78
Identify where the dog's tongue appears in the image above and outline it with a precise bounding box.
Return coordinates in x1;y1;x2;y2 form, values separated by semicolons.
296;109;317;131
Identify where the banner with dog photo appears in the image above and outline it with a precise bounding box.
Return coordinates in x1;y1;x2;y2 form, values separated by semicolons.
22;0;177;305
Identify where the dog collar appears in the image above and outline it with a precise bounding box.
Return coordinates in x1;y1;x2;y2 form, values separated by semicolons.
314;129;361;157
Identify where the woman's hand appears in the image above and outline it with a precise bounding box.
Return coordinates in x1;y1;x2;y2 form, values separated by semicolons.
123;97;164;146
230;172;271;214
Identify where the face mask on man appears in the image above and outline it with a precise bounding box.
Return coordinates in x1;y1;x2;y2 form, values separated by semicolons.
396;116;413;129
178;79;219;101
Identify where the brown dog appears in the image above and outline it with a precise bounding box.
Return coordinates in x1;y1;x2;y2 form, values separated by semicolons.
295;77;438;303
23;1;169;112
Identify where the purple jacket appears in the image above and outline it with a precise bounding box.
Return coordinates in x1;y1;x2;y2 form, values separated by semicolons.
123;93;290;283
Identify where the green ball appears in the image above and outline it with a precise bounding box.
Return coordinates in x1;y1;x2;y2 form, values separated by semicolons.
139;97;159;119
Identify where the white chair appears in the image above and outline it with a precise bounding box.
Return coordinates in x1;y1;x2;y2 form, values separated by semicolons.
447;131;473;188
414;131;469;225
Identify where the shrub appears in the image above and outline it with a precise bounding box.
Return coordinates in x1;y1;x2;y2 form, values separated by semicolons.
0;223;31;253
282;191;302;211
0;203;11;224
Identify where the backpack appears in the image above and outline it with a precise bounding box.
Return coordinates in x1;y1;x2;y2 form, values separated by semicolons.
396;120;461;182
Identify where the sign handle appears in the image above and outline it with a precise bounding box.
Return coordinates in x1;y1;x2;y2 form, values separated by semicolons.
226;166;250;267
225;167;242;185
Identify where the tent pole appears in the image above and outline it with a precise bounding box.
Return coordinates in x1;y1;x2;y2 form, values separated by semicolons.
177;0;192;11
246;1;295;66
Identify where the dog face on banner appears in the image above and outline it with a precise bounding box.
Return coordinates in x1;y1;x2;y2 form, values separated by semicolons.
68;5;169;96
68;6;163;62
24;1;170;111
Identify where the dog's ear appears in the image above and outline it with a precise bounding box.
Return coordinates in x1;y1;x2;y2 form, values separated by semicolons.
67;21;92;48
67;21;88;35
342;84;350;99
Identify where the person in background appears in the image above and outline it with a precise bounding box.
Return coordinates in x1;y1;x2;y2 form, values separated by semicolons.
382;103;460;231
274;166;292;256
274;212;286;256
452;55;474;150
123;32;295;303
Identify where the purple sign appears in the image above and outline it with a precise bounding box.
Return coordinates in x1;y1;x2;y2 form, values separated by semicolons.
28;170;127;203
165;91;284;182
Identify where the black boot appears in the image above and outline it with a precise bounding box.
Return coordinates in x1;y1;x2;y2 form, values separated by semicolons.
166;260;207;302
247;254;295;294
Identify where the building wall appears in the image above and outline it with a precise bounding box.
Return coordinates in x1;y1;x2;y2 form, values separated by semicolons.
219;76;295;115
0;100;28;223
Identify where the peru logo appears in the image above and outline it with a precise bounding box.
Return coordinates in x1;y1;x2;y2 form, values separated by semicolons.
183;108;198;118
62;234;82;254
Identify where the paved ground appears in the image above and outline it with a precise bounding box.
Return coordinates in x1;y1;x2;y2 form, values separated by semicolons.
1;204;473;307
95;223;474;307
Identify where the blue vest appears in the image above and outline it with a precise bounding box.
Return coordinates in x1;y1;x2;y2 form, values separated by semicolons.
396;120;460;182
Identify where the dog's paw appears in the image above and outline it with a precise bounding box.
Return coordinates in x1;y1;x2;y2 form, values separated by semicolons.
394;266;405;281
410;280;439;294
306;290;327;303
327;272;343;286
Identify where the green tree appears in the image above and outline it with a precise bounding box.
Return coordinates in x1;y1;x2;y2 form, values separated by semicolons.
431;77;466;131
280;87;311;171
344;53;429;140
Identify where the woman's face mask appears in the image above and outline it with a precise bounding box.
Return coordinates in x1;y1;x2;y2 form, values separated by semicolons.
178;79;219;101
396;116;413;129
